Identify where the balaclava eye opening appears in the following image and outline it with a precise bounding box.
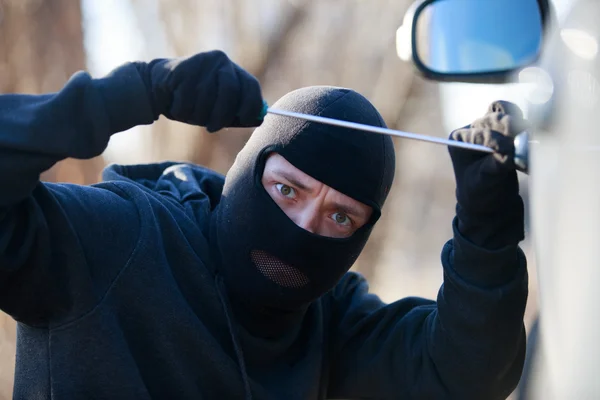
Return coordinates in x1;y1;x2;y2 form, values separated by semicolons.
211;86;396;312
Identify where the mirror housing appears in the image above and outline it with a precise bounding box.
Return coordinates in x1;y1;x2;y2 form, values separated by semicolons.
398;0;552;84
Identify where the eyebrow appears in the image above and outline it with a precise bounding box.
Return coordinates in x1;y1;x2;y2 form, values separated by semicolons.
334;202;367;219
271;168;368;218
272;169;313;192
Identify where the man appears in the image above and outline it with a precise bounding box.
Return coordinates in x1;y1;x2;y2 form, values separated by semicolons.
0;50;528;399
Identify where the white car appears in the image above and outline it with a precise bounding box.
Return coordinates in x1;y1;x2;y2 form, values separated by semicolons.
400;0;600;398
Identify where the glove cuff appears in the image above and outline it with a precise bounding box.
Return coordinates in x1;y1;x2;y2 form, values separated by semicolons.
132;59;169;121
445;217;527;288
456;196;525;249
94;63;155;135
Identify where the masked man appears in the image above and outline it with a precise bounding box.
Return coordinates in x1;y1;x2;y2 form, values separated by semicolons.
0;50;528;399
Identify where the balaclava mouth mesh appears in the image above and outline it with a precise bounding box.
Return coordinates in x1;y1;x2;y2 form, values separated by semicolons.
211;86;395;311
250;250;310;288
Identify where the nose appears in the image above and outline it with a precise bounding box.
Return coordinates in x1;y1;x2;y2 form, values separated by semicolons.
295;204;320;234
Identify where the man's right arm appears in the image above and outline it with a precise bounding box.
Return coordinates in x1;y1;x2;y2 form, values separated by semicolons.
0;49;264;209
0;64;156;326
0;51;264;327
0;65;156;207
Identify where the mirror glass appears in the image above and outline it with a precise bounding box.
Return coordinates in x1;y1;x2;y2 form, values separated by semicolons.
414;0;543;75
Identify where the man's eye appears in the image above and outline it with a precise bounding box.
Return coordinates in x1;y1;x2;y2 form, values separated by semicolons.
332;212;351;226
275;183;296;198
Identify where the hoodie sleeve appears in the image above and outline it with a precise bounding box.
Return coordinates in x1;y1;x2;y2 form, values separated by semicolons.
0;64;155;326
326;217;528;400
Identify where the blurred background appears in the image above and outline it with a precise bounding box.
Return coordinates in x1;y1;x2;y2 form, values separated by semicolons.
0;0;545;398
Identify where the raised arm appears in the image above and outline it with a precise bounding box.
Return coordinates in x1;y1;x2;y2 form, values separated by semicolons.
327;101;530;400
0;64;155;207
0;50;264;326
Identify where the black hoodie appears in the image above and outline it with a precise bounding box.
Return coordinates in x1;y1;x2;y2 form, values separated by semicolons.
0;62;528;399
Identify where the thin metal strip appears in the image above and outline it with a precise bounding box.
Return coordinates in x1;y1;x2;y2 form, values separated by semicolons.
266;108;495;154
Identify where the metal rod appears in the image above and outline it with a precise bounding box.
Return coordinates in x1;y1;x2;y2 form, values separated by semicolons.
266;108;495;154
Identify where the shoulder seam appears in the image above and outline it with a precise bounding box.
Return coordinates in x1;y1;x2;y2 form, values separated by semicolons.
49;182;145;331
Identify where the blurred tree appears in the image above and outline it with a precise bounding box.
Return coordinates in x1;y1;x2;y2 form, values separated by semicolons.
0;0;95;397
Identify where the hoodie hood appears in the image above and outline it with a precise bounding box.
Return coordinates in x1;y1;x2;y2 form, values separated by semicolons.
102;161;225;234
102;161;225;202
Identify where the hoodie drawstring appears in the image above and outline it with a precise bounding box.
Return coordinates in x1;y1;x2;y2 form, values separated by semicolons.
215;275;253;400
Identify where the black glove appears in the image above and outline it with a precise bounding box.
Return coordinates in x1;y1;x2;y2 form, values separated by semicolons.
135;50;265;133
448;101;530;249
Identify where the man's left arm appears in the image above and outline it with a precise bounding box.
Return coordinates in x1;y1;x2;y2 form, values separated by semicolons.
326;101;529;400
326;229;527;400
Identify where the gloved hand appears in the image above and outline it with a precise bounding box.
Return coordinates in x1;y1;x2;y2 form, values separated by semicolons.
448;100;530;249
135;50;265;133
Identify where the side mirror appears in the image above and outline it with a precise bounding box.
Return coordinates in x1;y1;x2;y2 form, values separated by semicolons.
401;0;550;83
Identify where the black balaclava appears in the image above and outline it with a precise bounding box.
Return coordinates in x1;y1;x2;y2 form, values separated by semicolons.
211;86;395;317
